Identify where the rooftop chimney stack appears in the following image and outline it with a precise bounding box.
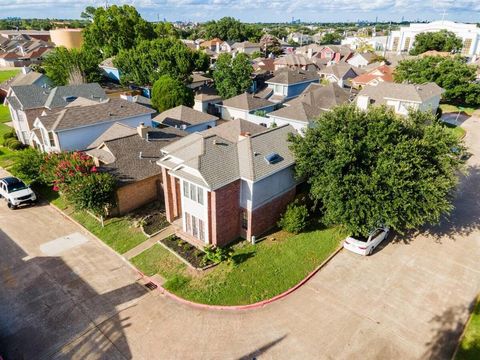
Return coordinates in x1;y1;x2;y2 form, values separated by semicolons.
137;122;148;139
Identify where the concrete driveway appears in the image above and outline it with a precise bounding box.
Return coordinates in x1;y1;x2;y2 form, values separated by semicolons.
1;114;480;360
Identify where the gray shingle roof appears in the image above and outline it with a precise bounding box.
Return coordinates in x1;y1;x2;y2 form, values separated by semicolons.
222;92;274;111
153;105;218;128
320;64;362;80
7;83;107;111
358;82;445;103
266;68;319;85
87;127;186;185
87;122;137;149
159;119;295;190
37;98;155;132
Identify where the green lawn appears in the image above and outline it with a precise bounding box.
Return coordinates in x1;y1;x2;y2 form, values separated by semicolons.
0;69;20;83
0;105;11;123
132;225;345;305
456;297;480;360
0;146;22;169
443;122;466;140
440;104;477;116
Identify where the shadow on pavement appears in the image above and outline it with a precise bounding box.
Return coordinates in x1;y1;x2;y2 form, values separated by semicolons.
422;299;477;360
237;335;287;360
0;228;146;359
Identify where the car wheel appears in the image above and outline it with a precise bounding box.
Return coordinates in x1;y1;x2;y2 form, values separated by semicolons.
7;202;16;210
369;246;375;255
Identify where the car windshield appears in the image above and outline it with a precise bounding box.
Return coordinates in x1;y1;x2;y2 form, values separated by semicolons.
352;234;369;242
6;180;28;193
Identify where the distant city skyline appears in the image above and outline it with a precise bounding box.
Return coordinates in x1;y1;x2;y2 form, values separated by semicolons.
0;0;479;24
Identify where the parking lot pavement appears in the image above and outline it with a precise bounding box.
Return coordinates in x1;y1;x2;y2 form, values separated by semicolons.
1;114;479;359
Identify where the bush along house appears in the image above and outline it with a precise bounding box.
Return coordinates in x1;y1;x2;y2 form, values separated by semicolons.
157;119;300;248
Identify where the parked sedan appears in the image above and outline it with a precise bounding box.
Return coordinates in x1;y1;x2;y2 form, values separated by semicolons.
0;177;37;209
343;226;390;256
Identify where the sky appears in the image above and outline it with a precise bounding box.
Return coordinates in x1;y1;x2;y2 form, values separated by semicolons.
0;0;479;23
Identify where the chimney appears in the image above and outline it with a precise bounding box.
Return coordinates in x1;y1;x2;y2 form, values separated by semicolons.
137;122;148;139
120;92;134;102
307;48;313;59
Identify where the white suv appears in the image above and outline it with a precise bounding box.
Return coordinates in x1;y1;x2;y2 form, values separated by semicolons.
343;226;390;256
0;177;37;209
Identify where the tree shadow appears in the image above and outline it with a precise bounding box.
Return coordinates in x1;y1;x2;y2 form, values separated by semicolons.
422;299;477;360
0;228;146;359
421;164;480;241
237;334;287;360
232;251;255;265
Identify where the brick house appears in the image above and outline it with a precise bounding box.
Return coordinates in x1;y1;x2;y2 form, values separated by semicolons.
87;122;186;215
157;119;299;248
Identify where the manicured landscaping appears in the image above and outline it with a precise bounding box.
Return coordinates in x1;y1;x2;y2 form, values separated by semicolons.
0;69;20;83
132;224;345;305
142;212;169;236
0;104;11;123
440;104;477;117
456;297;480;360
161;235;213;268
0;146;22;169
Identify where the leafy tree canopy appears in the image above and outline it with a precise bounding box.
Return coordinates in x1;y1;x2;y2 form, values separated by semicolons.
320;32;344;45
83;5;155;58
204;17;263;42
289;105;465;236
259;34;284;56
409;30;463;55
213;53;253;99
394;56;480;106
151;75;194;113
43;47;102;86
114;38;209;86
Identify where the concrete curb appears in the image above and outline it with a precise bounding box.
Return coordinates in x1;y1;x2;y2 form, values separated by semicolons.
451;293;479;360
137;245;344;311
45;193;344;311
47;202;141;275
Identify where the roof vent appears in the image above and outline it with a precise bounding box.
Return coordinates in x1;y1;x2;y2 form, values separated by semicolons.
264;152;282;164
139;151;143;159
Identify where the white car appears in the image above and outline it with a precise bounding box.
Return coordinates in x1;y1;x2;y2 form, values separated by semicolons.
0;177;37;209
343;226;390;256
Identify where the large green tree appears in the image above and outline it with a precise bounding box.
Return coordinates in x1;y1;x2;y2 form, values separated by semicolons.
204;17;262;42
320;32;344;45
409;30;463;55
394;56;480;106
83;5;155;58
43;47;102;86
213;53;253;99
114;38;209;86
289;105;465;236
151;75;194;113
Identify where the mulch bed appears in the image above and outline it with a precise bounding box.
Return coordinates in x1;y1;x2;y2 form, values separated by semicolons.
143;212;169;236
161;235;213;269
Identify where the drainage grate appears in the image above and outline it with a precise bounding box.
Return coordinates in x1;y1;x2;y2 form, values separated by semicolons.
144;281;158;291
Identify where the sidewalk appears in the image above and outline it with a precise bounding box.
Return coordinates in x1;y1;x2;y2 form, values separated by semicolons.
123;225;175;260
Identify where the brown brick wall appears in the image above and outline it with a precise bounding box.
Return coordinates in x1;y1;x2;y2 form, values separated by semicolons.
247;187;296;240
115;175;162;215
161;167;175;222
210;180;241;247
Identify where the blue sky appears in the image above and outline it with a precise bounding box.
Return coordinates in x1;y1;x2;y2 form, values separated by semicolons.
0;0;479;23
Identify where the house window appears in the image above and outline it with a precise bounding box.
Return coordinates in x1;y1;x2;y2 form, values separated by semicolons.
48;132;55;147
190;184;197;202
185;212;191;233
199;219;205;242
192;215;198;238
241;211;248;230
392;37;399;51
183;181;189;198
197;187;204;205
463;39;473;54
403;37;411;51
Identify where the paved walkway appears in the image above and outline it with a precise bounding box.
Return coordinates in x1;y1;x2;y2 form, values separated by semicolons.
0;115;479;359
123;225;175;260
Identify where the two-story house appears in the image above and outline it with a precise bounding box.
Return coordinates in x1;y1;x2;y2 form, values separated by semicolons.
31;97;155;152
265;68;320;103
157;119;298;247
319;63;362;88
219;92;276;120
5;83;107;145
356;82;445;115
